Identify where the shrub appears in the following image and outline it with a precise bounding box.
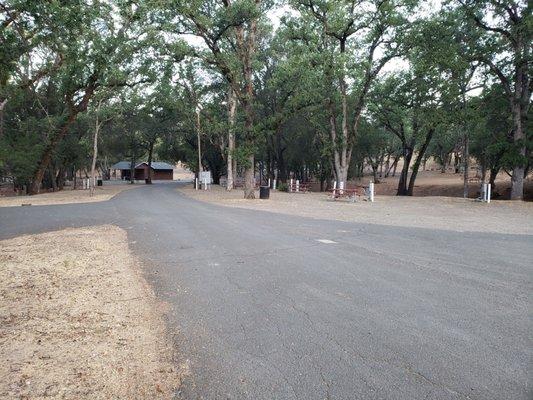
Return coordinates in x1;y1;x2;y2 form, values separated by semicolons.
277;182;289;192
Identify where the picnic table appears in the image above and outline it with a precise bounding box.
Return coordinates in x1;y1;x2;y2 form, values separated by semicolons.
289;182;310;192
328;186;369;202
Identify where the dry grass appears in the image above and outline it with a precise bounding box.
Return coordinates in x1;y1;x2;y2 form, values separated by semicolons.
180;184;533;235
0;184;137;207
0;225;182;399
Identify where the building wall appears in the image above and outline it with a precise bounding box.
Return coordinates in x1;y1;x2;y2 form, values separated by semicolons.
152;170;173;180
112;165;173;181
134;165;149;180
134;165;173;180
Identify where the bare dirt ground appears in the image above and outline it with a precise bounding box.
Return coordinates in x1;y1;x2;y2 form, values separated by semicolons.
0;225;182;399
180;181;533;235
360;169;533;200
0;184;138;207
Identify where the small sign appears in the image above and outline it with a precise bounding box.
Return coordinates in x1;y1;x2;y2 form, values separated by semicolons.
200;171;212;184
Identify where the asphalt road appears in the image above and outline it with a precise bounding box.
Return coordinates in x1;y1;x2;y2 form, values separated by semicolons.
1;182;531;400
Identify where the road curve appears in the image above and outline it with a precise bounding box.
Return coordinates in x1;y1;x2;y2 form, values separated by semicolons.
1;182;531;400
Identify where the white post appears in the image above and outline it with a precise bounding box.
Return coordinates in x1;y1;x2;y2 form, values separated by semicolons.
482;183;487;202
273;179;277;190
268;178;271;188
195;177;199;190
333;181;337;190
290;178;293;192
203;177;207;190
339;181;344;194
369;182;374;202
296;179;300;192
486;183;491;203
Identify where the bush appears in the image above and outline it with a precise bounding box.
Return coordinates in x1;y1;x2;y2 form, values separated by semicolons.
277;182;289;192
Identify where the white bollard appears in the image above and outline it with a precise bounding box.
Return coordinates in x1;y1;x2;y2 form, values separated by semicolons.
486;183;491;203
273;179;277;190
333;181;337;190
203;177;208;190
195;177;199;190
290;178;293;192
369;182;374;202
268;178;271;188
296;179;300;192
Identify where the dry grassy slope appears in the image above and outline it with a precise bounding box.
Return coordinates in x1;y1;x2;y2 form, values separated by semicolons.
0;184;137;207
0;225;182;399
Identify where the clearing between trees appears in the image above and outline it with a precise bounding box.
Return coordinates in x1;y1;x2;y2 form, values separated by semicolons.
0;184;137;207
0;225;182;399
180;183;533;236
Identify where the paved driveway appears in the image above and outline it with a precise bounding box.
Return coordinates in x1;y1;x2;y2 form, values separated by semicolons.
1;183;531;400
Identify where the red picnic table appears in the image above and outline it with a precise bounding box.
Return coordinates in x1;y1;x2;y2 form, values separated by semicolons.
328;186;369;202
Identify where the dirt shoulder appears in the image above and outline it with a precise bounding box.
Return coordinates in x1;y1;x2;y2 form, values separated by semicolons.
0;184;138;207
180;185;533;235
0;225;181;399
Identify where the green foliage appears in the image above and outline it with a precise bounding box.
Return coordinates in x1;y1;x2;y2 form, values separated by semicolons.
277;182;289;192
1;0;529;197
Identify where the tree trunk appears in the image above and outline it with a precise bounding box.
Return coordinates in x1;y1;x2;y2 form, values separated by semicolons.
29;78;96;195
397;148;413;196
407;129;434;196
463;134;469;198
338;53;351;187
57;166;65;190
234;17;257;199
146;139;154;184
49;166;58;192
29;112;78;194
510;102;525;199
386;156;398;178
243;154;255;199
489;167;499;193
226;88;236;191
196;109;202;183
90;106;101;196
328;99;350;186
372;165;379;183
130;157;135;184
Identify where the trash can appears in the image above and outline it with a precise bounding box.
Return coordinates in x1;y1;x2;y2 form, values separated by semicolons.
97;179;103;186
259;186;270;199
